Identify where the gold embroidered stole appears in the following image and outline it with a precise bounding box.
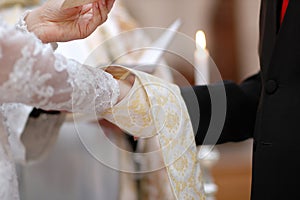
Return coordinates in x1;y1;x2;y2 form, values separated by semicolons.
103;66;205;200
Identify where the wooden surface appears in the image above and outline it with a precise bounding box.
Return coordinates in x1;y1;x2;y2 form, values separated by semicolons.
212;139;253;200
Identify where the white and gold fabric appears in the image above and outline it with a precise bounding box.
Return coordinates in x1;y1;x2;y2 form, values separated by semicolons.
103;66;206;200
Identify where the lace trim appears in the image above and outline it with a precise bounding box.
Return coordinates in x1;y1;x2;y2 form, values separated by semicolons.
1;17;119;113
63;60;120;113
0;155;19;200
15;10;31;33
0;16;120;200
0;130;19;200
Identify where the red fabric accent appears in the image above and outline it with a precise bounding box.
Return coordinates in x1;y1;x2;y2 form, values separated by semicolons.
280;0;289;24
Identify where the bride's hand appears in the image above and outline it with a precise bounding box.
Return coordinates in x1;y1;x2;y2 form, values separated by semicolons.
25;0;115;43
117;74;135;103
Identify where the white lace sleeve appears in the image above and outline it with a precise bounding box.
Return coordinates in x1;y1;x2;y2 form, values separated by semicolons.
0;18;120;113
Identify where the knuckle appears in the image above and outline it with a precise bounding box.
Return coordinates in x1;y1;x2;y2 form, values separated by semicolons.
103;15;108;22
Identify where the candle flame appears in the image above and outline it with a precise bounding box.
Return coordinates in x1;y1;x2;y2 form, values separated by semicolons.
196;30;206;50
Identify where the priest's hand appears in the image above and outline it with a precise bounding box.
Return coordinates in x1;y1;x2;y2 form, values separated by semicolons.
25;0;115;43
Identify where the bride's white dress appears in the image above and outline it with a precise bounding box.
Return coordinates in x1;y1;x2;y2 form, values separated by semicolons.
0;17;120;200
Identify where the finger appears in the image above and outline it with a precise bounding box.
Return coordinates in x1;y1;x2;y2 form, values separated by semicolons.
106;0;115;12
62;6;82;17
95;0;106;8
96;2;108;24
80;3;93;15
88;1;107;31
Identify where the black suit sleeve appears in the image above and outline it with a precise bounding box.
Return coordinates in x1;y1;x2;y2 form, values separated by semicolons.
29;108;61;118
181;72;262;145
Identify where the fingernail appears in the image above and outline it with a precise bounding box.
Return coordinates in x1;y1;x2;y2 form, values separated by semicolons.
101;0;106;6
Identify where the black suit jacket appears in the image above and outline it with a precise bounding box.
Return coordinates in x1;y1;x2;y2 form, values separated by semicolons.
181;0;300;199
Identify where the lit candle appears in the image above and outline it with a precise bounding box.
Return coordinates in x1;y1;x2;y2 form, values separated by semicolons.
194;30;209;85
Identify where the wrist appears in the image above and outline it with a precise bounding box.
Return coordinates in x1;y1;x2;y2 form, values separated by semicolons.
117;79;133;103
104;66;135;104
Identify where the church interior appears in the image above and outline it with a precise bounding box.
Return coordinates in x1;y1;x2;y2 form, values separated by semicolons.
0;0;261;199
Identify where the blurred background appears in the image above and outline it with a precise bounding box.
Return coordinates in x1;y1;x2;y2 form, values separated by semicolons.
1;0;261;199
122;0;260;84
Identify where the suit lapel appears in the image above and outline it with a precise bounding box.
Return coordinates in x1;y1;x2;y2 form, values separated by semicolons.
277;0;299;34
259;0;279;72
268;0;300;74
